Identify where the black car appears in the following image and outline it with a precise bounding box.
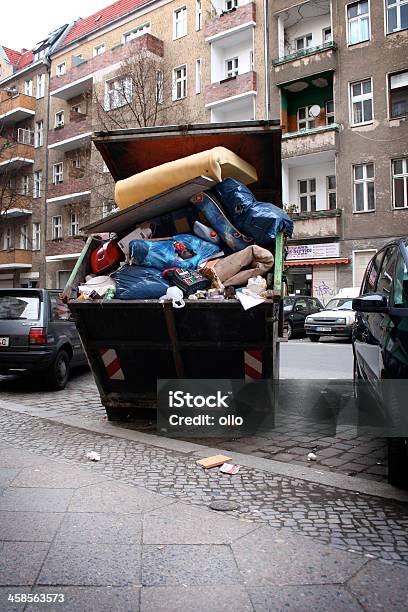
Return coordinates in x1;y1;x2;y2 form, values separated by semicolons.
283;295;323;339
352;238;408;487
0;289;88;390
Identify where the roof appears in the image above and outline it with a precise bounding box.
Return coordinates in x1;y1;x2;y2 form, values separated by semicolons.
16;50;34;70
2;46;22;65
61;0;151;48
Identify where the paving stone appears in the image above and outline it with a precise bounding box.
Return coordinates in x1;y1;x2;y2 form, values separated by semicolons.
0;468;20;487
141;585;252;612
0;487;73;513
232;526;367;586
0;542;49;586
27;587;140;611
0;511;63;542
56;512;142;544
38;543;142;586
348;559;408;611
0;448;48;469
248;585;363;611
0;587;28;612
10;463;105;489
142;545;241;586
68;482;173;514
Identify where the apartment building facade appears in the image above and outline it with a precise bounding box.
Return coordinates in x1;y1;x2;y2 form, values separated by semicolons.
269;0;408;302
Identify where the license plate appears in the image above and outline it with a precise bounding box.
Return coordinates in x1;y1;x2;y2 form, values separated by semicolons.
316;326;332;332
0;337;10;347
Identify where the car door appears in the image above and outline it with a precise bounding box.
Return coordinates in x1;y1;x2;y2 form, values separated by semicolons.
354;248;389;381
309;298;323;314
49;292;83;365
292;298;309;332
375;246;398;378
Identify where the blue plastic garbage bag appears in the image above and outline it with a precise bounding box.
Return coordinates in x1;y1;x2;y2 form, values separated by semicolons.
112;265;169;299
129;234;221;271
213;179;294;246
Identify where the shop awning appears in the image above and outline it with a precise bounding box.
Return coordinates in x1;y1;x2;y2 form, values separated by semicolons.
286;258;349;267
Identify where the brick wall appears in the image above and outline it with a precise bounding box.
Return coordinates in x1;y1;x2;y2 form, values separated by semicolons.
47;174;91;200
205;71;257;105
205;3;256;39
46;236;85;257
48;115;92;146
50;33;164;92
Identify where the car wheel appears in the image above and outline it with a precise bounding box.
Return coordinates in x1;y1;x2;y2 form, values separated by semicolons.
46;349;70;391
287;321;293;340
388;437;408;489
309;335;319;342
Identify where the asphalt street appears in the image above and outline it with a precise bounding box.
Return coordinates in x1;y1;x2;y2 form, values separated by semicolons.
280;337;353;379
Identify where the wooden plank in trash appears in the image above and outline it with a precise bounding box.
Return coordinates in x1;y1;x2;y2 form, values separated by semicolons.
196;454;232;469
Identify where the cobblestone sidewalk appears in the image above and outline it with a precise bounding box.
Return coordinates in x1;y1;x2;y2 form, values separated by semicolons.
0;406;407;568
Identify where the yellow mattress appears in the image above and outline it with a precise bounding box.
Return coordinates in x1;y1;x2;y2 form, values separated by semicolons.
114;147;258;210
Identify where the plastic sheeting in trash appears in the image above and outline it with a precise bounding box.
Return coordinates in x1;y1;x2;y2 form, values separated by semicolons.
213;179;294;246
129;234;221;271
112;265;170;299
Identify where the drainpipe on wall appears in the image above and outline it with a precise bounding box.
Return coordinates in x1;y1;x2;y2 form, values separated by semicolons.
263;0;270;120
43;57;51;288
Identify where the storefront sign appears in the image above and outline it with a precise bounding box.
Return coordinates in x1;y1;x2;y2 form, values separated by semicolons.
287;243;340;261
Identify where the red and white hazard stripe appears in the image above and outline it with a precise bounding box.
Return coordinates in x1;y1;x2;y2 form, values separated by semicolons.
99;348;124;380
244;350;263;381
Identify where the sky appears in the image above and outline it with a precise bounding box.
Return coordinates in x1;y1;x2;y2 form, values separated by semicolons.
0;0;110;51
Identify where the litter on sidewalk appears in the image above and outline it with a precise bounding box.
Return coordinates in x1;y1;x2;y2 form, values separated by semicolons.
219;463;240;475
196;454;232;469
86;451;101;462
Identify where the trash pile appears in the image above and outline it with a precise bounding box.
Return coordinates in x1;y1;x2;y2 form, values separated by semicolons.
69;148;293;308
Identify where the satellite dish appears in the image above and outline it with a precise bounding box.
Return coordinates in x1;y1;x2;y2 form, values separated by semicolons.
309;105;321;118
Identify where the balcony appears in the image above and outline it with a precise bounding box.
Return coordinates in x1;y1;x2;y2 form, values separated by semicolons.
205;2;256;42
0;249;32;270
50;33;164;100
205;71;256;108
0;142;34;173
289;209;342;241
48;112;92;152
274;43;337;85
282;125;339;158
2;192;32;218
46;236;84;259
46;174;91;204
0;93;36;126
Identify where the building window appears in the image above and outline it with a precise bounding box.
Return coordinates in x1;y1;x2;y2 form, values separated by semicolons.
123;23;150;43
53;163;64;185
173;65;187;100
52;216;62;240
70;213;79;236
323;27;332;42
33;171;42;198
325;100;335;124
156;70;164;104
4;228;12;250
350;78;373;125
72;155;81;169
296;33;313;51
327;175;337;209
195;59;202;94
71;104;81;113
387;0;408;33
225;57;239;78
297;106;316;131
20;225;28;250
196;0;202;30
353;163;375;212
32;223;41;251
347;1;370;44
55;110;64;128
392;158;408;208
56;62;66;76
298;179;316;212
34;120;43;148
388;70;408;119
104;77;132;110
36;74;45;99
93;43;105;56
174;7;187;39
20;175;29;196
102;201;116;217
24;79;33;96
225;0;238;11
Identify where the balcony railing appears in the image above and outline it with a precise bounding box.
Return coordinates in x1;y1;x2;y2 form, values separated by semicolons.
0;93;36;126
0;141;35;171
289;209;342;241
273;41;337;66
205;2;256;40
50;33;164;100
46;236;84;258
205;71;257;107
0;248;32;268
46;174;92;203
48;112;92;151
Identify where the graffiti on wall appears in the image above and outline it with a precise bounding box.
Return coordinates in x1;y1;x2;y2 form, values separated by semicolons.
313;280;335;305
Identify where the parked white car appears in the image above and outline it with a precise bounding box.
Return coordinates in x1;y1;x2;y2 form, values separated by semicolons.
304;287;360;342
